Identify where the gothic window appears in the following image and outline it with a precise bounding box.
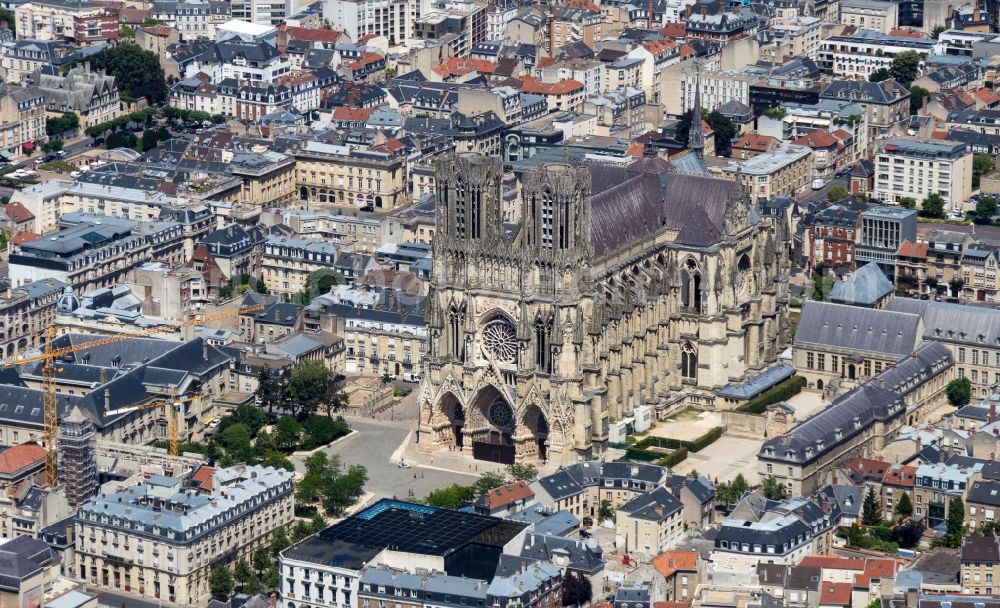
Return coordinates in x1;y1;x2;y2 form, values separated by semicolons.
535;317;552;374
482;319;517;363
449;307;463;361
681;342;698;380
488;396;514;429
541;190;553;249
455;177;466;238
737;254;752;297
471;187;481;239
559;198;570;249
681;259;702;313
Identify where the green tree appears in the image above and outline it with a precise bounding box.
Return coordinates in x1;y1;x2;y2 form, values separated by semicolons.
255;364;283;415
41;140;63;154
297;452;336;504
245;577;265;596
220;423;254;463
889;51;921;86
291;520;314;542
105;131;137;149
945;496;966;547
597;499;615;521
425;483;476;509
234;560;254;589
715;473;752;504
931;24;947;39
288;360;331;416
324;464;368;515
274;416;303;450
263;565;280;589
561;571;593;607
227;403;268;436
262;450;294;471
812;274;825;301
508;462;538;481
317;271;343;293
899;196;916;209
302;415;340;449
946;377;972;407
209;567;234;600
256;278;268;293
909;85;930;115
473;470;510;496
921;193;946;218
862;486;882;526
827;186;850;202
86;45;168;103
869;68;891;82
380;372;392;384
253;547;270;574
895;491;913;518
0;7;14;35
119;24;135;39
761;476;788;500
974;154;996;190
977;196;998;224
46;113;78;136
269;528;290;557
705;110;738;157
323;374;347;418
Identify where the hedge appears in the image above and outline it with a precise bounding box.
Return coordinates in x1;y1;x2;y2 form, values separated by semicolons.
616;426;723;466
658;448;688;468
735;375;806;414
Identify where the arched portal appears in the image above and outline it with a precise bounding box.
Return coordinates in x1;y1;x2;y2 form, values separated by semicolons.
469;386;516;464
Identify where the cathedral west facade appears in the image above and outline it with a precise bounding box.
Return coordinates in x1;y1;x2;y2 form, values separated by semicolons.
418;149;791;465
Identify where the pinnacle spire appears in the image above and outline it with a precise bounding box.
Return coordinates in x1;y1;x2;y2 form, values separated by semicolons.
689;63;705;161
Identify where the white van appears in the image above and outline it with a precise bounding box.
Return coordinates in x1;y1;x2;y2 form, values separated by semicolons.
402;372;420;383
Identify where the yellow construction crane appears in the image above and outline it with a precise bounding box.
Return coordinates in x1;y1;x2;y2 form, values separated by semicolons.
2;303;265;487
105;389;201;459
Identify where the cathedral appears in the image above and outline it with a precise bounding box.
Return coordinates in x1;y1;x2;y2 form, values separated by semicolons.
418;148;791;465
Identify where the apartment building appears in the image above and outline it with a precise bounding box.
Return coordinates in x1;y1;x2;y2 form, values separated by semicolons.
839;0;899;33
724;145;813;202
818;32;936;81
15;0;118;43
0;39;69;84
807;205;860;270
967;480;1000;532
261;235;340;297
75;464;293;606
295;140;408;211
873;138;973;208
0;278;66;358
913;461;980;527
8;216;187;291
33;64;121;128
962;536;1000;595
820;80;910;145
0;84;46;157
324;0;410;46
615;487;684;556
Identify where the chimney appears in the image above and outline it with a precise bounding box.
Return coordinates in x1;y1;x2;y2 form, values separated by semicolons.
203;342;209;361
991;401;997;425
911;351;917;362
647;0;653;29
548;5;556;55
700;4;707;15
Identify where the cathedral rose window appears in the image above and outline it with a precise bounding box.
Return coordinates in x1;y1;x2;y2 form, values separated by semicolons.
488;396;514;429
482;319;518;363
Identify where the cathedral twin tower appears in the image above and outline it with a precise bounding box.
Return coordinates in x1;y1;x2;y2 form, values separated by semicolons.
419;151;790;465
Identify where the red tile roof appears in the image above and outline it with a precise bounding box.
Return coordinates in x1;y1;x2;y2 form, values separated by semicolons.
897;240;928;259
0;443;46;475
141;25;174;37
660;22;686;37
652;551;698;577
626;143;644;157
517;76;584;95
819;582;853;606
5;201;34;223
733;133;775;152
331;106;375;122
831;129;853;141
433;57;495;78
854;559;897;588
978;87;1000;106
792;129;838;149
882;464;917;488
191;465;216;492
285;26;344;43
889;28;928;38
678;44;696;58
11;231;39;245
643;39;677;55
842;458;890;482
482;481;534;509
347;52;384;69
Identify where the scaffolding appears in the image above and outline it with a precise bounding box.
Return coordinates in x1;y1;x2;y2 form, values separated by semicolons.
57;405;97;508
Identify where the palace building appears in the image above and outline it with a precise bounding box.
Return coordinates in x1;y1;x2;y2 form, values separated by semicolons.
418;149;791;465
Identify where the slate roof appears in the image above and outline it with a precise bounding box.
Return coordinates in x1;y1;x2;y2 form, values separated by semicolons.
829;263;896;306
961;536;1000;563
618;486;682;522
967;480;1000;507
820;79;911;104
794;301;921;356
518;533;604;574
874;341;952;395
759;382;906;464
